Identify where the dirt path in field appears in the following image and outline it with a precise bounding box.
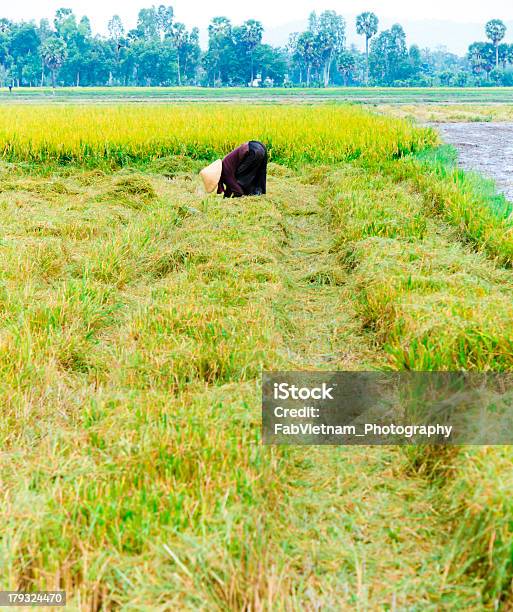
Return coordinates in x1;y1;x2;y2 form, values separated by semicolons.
270;176;378;371
267;174;457;607
436;122;513;201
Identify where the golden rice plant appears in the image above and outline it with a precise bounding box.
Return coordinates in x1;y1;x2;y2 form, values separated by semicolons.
0;104;436;165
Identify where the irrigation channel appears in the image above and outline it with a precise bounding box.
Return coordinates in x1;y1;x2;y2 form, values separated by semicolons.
436;122;513;202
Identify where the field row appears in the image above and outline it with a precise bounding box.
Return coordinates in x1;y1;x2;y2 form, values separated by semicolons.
3;86;513;104
5;153;508;607
0;104;435;165
1;159;427;608
378;103;513;123
322;163;513;604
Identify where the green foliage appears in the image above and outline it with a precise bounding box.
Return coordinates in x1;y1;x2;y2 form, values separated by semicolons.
1;7;513;88
369;24;409;85
336;50;357;86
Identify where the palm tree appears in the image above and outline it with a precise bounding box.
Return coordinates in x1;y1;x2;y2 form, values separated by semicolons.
171;22;187;85
485;19;507;68
295;31;317;86
239;20;264;84
356;12;378;85
41;36;68;89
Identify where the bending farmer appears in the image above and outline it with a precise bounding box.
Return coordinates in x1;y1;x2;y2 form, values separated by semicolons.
200;141;268;198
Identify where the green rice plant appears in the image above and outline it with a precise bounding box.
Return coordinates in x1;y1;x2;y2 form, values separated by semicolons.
324;165;513;371
375;152;513;266
440;446;513;605
324;163;513;604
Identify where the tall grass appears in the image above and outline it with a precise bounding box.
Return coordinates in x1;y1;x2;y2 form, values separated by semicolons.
374;149;513;266
323;162;513;604
325;163;513;370
2;100;512;607
6;157;464;608
0;164;297;607
0;104;436;166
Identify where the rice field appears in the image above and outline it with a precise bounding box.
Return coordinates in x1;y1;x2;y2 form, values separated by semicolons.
0;104;435;165
3;86;513;104
0;102;512;609
377;103;513;123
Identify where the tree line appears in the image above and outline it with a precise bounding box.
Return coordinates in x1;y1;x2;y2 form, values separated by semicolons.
1;6;513;88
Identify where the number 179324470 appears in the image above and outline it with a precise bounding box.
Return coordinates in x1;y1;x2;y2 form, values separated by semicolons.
0;592;66;607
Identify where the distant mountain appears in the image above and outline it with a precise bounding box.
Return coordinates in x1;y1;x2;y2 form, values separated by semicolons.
262;18;513;56
263;19;308;48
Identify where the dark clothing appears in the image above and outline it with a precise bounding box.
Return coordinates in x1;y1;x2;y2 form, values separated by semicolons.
236;141;267;196
217;141;267;198
217;142;248;198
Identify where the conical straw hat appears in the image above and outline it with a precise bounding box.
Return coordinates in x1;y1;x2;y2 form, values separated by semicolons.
200;159;222;193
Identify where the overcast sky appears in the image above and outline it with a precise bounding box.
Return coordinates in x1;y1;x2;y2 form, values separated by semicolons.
3;1;513;54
